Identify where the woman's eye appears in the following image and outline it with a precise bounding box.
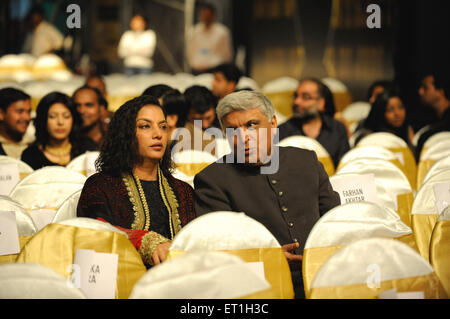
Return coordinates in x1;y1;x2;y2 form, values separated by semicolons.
161;124;168;130
138;124;150;129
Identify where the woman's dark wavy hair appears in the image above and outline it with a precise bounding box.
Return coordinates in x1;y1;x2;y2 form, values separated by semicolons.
363;89;410;143
34;91;83;149
96;95;174;176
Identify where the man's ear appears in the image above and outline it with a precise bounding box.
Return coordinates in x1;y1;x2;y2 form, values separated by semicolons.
0;109;5;121
271;115;277;128
166;114;178;127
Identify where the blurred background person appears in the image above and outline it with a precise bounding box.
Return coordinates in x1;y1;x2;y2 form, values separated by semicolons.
186;3;233;75
0;88;33;159
118;14;156;76
72;86;108;148
211;63;242;100
85;74;112;128
22;4;63;57
354;89;415;149
21;92;97;170
160;89;189;141
142;84;173;104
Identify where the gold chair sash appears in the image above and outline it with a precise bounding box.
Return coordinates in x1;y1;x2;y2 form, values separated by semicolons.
264;91;294;118
16;223;146;299
429;220;450;297
309;273;446;299
389;147;417;190
0;236;32;265
397;192;414;227
417;159;436;189
302;233;419;299
318;156;335;177
411;214;439;262
167;247;294;299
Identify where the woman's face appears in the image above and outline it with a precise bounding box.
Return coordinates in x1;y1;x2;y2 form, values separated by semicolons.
47;103;73;141
384;96;406;128
135;105;168;163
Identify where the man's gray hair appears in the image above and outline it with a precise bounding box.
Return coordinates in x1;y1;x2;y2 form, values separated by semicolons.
216;90;275;129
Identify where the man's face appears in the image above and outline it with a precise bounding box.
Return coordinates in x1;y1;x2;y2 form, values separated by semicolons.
188;107;216;130
73;89;101;128
212;72;235;99
292;81;325;118
418;75;440;107
199;7;215;26
222;107;277;165
0;99;32;136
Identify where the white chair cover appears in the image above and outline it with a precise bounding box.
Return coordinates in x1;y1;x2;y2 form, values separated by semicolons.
412;125;431;147
421;156;450;186
437;206;450;222
52;190;82;223
171;168;194;188
9;167;86;210
214;138;232;159
55;217;127;237
170;212;280;251
236;76;261;92
0;263;86;299
277;135;330;158
309;238;442;299
305;202;412;250
0;155;34;177
261;76;299;94
422;132;450;151
130;251;271;299
66;151;100;177
338;146;397;169
341;101;371;124
358;132;408;148
419;140;450;163
172;149;217;177
0;195;37;236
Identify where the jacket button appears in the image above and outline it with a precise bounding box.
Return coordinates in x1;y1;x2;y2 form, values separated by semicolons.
271;179;277;184
278;191;283;196
289;222;294;227
282;206;288;212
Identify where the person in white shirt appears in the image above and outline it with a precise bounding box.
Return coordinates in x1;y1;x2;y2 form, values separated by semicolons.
118;14;157;76
23;5;64;57
186;3;233;74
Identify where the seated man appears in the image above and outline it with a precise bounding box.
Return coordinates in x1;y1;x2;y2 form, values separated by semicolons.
85;75;112;128
211;63;242;100
72;86;108;148
194;90;341;299
277;77;350;168
415;72;450;160
0;88;33;158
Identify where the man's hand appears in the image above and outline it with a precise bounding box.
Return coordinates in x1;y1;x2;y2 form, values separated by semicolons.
282;242;303;262
152;242;171;265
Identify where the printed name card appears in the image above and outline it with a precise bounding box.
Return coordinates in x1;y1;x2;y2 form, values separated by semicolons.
29;209;57;231
84;152;99;177
73;249;119;299
378;288;424;299
0;211;21;256
433;181;450;215
330;174;379;205
0;163;20;196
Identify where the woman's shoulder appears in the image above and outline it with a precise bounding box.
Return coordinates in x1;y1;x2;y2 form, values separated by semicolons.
84;171;124;189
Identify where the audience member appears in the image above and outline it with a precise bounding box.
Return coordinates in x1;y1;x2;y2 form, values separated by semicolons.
118;14;156;76
21;92;97;170
142;84;173;103
160;89;189;140
72;86;108;148
184;85;219;131
367;80;393;104
354;89;415;148
211;63;242;100
85;74;112;127
194;90;340;298
186;3;233;74
22;5;64;57
0;88;33;158
77;95;196;267
415;72;450;159
277;78;350;168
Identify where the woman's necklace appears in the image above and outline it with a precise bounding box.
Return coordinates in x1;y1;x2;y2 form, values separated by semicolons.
44;143;72;165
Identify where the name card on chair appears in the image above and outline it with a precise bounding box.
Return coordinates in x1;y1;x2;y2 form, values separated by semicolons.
433;181;450;215
29;209;57;231
330;174;379;205
0;211;20;256
74;249;118;299
0;163;20;196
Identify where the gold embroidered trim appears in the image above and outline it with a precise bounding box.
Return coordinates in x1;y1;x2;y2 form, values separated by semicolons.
139;231;170;266
122;173;146;230
158;167;182;239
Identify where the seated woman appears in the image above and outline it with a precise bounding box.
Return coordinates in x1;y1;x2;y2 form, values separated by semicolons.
354;89;415;148
76;95;196;267
21;92;98;170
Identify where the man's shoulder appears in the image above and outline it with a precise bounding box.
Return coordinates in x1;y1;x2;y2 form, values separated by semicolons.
324;115;347;132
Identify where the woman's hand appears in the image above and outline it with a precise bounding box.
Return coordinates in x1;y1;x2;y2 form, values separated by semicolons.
151;242;171;265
